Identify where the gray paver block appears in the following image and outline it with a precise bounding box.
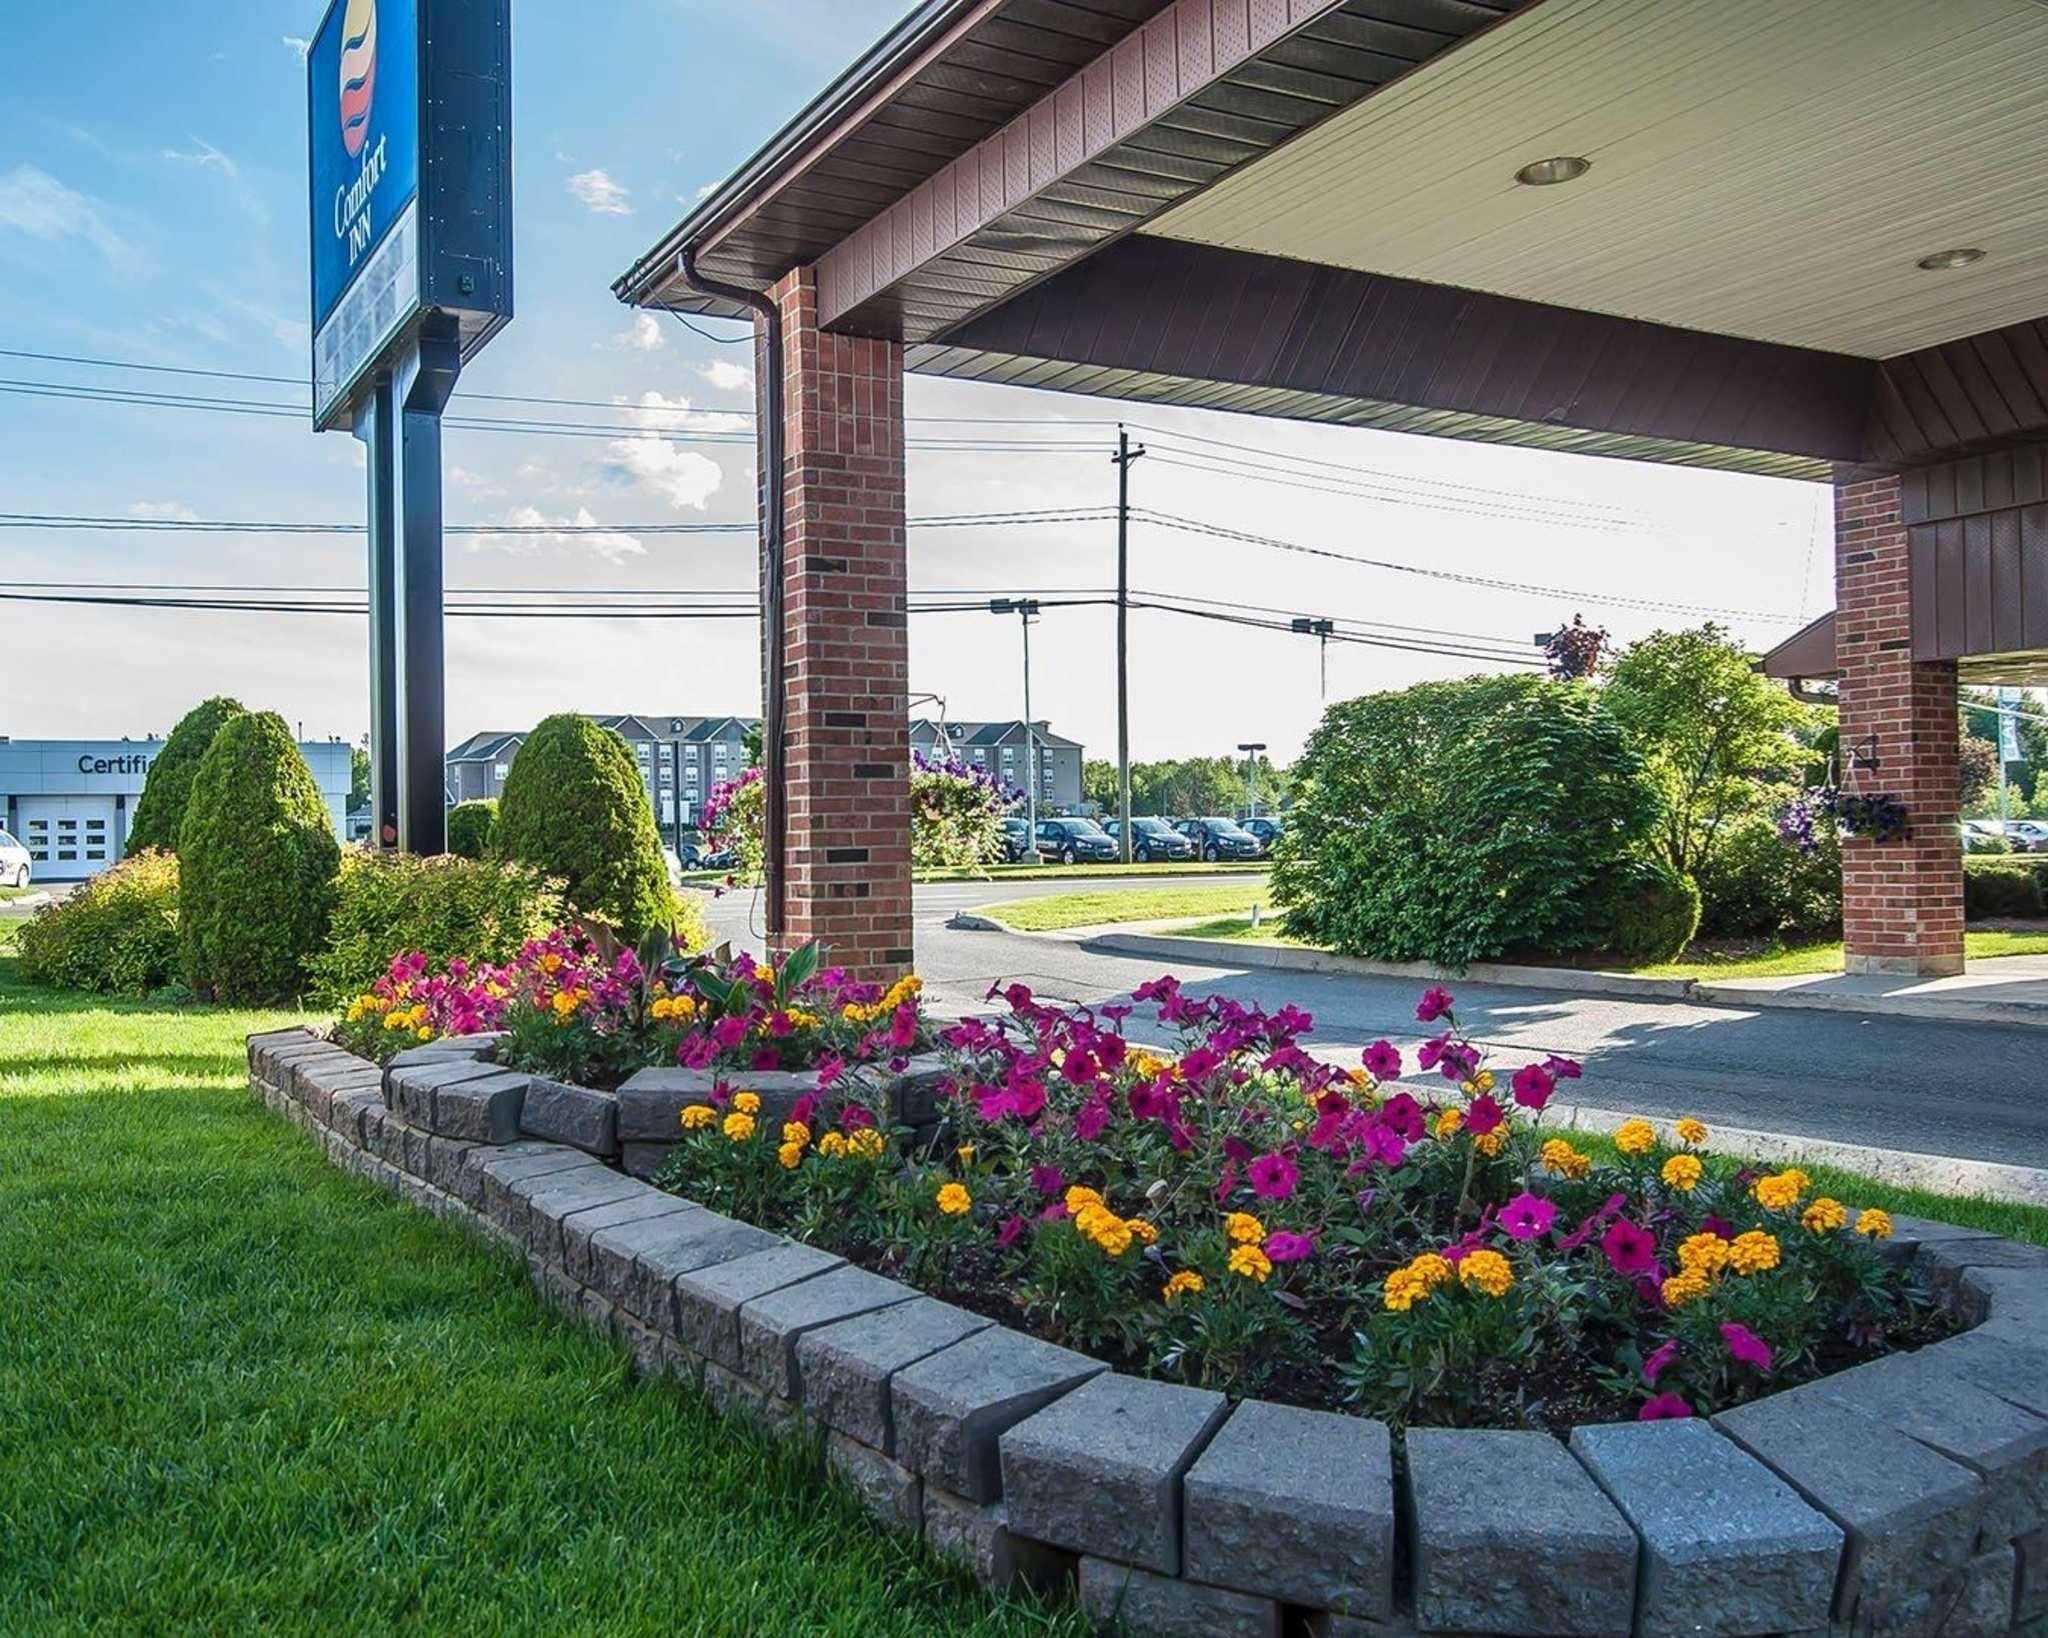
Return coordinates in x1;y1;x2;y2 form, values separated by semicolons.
1919;1329;2048;1421
892;1325;1107;1504
384;1036;497;1074
558;1190;701;1285
1406;1426;1637;1637
1000;1371;1229;1576
795;1297;992;1453
738;1265;919;1399
619;1210;782;1327
1814;1352;2048;1541
1569;1419;1842;1638
923;1486;1075;1596
619;1140;674;1180
1960;1263;2048;1335
1715;1383;1983;1627
1077;1557;1280;1638
1183;1399;1394;1620
673;1241;842;1371
475;1145;603;1229
825;1431;922;1533
2018;1522;2048;1624
384;1057;506;1129
327;1086;383;1145
515;1168;646;1257
430;1071;528;1144
518;1076;619;1157
616;1067;815;1140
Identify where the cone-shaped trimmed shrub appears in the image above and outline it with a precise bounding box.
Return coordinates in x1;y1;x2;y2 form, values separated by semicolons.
179;711;340;1003
127;697;244;855
494;714;671;941
446;798;498;860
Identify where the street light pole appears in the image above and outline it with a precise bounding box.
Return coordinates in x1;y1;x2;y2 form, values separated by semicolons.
991;599;1042;839
1290;617;1335;702
1237;742;1266;820
1112;427;1147;861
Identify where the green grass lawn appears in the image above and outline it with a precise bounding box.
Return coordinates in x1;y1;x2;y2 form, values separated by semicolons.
685;860;1268;890
0;961;1080;1635
972;881;1269;932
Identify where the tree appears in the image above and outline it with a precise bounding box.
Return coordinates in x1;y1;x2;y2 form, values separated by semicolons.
1602;625;1819;882
128;697;245;855
1082;756;1291;817
1545;614;1609;681
1959;732;1999;809
494;714;672;941
349;745;371;814
178;711;340;1003
446;798;498;860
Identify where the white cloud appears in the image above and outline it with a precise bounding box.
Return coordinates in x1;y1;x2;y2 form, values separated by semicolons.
474;504;646;565
448;466;499;497
607;437;724;512
568;168;632;216
611;312;666;352
0;164;137;270
282;35;311;60
128;501;199;522
618;390;747;434
163;137;238;178
699;360;753;393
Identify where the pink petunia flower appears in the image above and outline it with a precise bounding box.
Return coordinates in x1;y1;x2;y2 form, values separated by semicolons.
1465;1094;1504;1136
1029;1164;1065;1199
1642;1339;1679;1385
1601;1219;1659;1277
1498;1192;1556;1241
1720;1323;1774;1371
1510;1062;1556;1111
1264;1231;1315;1263
1364;1040;1403;1080
995;1215;1026;1249
1416;986;1456;1023
1638;1393;1693;1421
1247;1152;1300;1200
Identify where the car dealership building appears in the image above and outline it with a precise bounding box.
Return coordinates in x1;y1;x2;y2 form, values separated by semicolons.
0;738;353;881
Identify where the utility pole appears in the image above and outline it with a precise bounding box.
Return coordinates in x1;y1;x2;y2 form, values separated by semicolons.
991;599;1042;838
1291;617;1335;702
1238;742;1266;821
1112;426;1147;860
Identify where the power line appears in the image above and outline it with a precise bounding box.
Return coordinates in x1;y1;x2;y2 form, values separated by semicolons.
0;505;1115;537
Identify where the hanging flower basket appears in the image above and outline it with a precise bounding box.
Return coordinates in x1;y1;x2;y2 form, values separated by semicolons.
1777;786;1908;851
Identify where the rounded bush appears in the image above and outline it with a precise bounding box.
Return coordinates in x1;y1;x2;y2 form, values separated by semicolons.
1695;811;1843;942
1592;860;1702;964
446;799;498;861
126;697;244;855
178;711;341;1003
1964;856;2047;919
493;714;671;941
16;849;181;995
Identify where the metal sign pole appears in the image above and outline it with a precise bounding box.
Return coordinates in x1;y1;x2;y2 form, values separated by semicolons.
389;314;459;856
355;375;400;847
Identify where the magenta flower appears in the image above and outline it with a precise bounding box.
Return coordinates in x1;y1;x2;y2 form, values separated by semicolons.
1642;1339;1679;1385
1465;1093;1504;1136
1720;1323;1774;1371
791;1093;817;1129
995;1215;1026;1249
1264;1231;1315;1263
1073;1098;1110;1142
1364;1040;1402;1080
1248;1152;1300;1200
1511;1062;1556;1111
1416;985;1455;1023
1638;1393;1693;1421
767;1010;795;1038
1029;1164;1065;1199
1380;1093;1424;1141
1498;1192;1557;1241
1601;1219;1658;1277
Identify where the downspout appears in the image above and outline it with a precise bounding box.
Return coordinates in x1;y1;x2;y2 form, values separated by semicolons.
674;247;788;938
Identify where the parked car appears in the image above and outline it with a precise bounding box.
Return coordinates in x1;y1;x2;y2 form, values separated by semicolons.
1105;816;1195;862
1240;816;1286;855
1173;816;1264;862
999;816;1034;863
2007;821;2048;854
1963;819;2010;854
1036;817;1119;864
0;827;29;889
699;848;740;873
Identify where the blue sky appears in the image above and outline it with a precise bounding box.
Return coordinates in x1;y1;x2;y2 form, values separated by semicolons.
1;0;1830;762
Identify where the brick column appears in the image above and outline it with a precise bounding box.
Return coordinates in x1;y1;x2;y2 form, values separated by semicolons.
1833;473;1964;976
758;267;912;983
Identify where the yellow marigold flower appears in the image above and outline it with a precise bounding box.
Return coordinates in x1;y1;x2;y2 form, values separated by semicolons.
1540;1138;1591;1180
1474;1069;1496;1094
383;1012;407;1031
732;1091;762;1116
1383;1266;1432;1312
1474;1128;1507;1158
1436;1108;1465;1138
1074;1203;1117;1239
841;1003;864;1023
1125;1218;1158;1247
1661;1154;1703;1192
849;1128;884;1160
1728;1230;1781;1275
1065;1185;1105;1216
1801;1196;1847;1235
416;1027;434;1041
956;1144;975;1165
1458;1249;1513;1298
649;997;671;1021
1224;1211;1266;1246
1677;1233;1729;1276
776;1141;804;1170
1614;1119;1657;1156
1676;1117;1708;1146
681;1104;716;1131
1661;1269;1711;1307
1128;1049;1171;1079
936;1182;972;1216
541;952;563;973
1162;1270;1205;1302
1409;1253;1454;1290
1092;1219;1134;1257
817;1131;849;1159
1227;1244;1273;1283
1854;1208;1893;1241
1753;1172;1803;1212
782;1122;811;1147
1783;1168;1811;1193
722;1112;757;1143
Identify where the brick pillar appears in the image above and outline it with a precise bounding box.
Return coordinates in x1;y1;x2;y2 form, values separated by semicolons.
758;267;913;983
1834;473;1964;977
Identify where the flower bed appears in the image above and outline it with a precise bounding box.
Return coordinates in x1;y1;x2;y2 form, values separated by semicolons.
652;977;1945;1431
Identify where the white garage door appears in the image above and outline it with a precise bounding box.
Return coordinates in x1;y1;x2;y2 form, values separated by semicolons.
17;796;119;879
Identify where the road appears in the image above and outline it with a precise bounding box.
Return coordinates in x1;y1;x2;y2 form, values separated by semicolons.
702;876;2048;1171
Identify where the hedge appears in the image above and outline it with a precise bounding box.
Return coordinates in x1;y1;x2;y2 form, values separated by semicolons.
1965;855;2048;919
446;799;498;861
178;711;341;1003
493;714;671;942
15;849;181;994
126;697;244;855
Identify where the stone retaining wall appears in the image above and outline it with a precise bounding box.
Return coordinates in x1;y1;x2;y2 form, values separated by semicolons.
248;1028;2048;1637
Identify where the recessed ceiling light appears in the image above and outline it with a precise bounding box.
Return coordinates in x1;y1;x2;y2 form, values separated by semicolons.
1916;247;1986;270
1515;156;1591;187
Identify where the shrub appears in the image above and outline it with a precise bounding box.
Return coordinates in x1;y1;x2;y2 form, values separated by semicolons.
178;711;341;1004
1696;812;1843;942
127;697;244;855
1965;856;2047;919
1272;675;1657;967
1591;861;1702;965
1965;832;2011;857
307;848;567;1004
494;714;671;941
446;799;498;860
16;850;181;994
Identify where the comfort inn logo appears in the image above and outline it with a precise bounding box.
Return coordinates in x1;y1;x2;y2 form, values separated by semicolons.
338;0;378;158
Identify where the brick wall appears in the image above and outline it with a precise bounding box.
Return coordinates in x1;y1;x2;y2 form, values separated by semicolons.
760;268;913;982
1834;473;1964;977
